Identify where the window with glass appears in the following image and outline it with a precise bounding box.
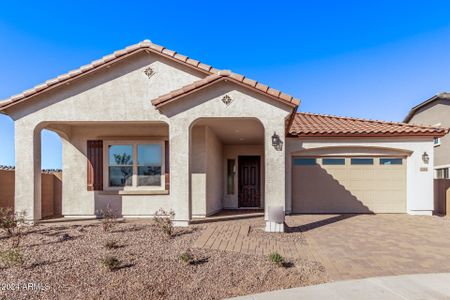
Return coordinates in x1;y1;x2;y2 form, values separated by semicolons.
380;158;403;165
227;159;235;194
108;145;133;187
137;144;162;186
434;138;441;147
436;168;449;179
351;158;374;165
107;142;164;189
322;158;345;165
293;158;317;165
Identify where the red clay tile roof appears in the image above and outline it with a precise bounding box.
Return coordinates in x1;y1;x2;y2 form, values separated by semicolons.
289;112;449;137
0;40;221;112
152;70;300;108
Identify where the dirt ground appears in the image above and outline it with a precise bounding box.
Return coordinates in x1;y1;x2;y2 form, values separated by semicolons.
0;219;326;300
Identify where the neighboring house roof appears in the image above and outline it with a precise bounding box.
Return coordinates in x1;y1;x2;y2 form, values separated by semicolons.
151;70;300;109
0;40;220;112
288;112;448;138
403;92;450;123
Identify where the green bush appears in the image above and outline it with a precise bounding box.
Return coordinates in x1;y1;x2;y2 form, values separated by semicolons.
0;208;26;248
98;204;118;232
104;239;119;250
101;256;121;271
269;252;285;267
154;209;175;237
0;248;24;268
179;251;193;264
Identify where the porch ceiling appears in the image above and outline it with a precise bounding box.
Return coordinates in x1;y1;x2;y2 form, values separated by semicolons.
194;118;264;145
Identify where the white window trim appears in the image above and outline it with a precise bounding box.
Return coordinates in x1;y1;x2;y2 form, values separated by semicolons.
103;139;165;191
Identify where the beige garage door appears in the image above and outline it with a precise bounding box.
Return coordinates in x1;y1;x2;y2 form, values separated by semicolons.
292;157;406;213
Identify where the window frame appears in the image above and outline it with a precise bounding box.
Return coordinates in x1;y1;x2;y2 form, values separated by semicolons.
103;140;165;191
350;158;374;165
293;158;317;166
379;158;403;166
322;158;346;165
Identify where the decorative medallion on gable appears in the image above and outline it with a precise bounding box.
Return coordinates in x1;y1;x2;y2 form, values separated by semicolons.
221;94;233;106
143;67;155;79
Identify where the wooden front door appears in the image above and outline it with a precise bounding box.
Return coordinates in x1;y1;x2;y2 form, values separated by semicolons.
238;156;261;207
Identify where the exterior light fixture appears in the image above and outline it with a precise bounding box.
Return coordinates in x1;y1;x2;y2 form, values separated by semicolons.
271;132;283;151
422;152;430;164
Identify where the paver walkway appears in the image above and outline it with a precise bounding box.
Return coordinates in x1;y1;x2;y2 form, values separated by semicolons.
193;214;450;281
193;223;302;258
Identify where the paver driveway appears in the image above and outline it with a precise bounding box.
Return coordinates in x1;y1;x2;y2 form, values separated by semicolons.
287;214;450;280
194;214;450;281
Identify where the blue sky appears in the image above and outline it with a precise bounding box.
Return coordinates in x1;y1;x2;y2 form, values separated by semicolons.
1;1;450;168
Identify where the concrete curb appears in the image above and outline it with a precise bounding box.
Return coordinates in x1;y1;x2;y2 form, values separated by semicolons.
230;273;450;300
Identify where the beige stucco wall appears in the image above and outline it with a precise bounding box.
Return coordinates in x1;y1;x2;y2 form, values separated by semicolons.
7;51;205;221
62;123;169;217
205;126;224;215
6;50;292;226
162;81;291;224
408;100;450;168
222;145;264;208
286;137;435;215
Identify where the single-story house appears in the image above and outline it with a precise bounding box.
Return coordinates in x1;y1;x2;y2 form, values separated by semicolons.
404;92;450;179
0;40;447;232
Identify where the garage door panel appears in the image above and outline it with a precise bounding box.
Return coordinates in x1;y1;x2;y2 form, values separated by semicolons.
292;156;406;214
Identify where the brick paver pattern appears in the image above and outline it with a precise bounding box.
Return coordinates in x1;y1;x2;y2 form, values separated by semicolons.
193;214;450;281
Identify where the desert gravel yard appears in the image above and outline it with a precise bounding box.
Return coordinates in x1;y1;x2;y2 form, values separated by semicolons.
0;218;326;300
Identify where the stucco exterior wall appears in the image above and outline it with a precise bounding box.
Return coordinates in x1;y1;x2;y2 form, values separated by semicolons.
286;137;435;215
62;124;169;218
222;145;264;208
7;51;205;221
160;81;291;227
205;126;223;215
408;100;450;168
191;125;207;216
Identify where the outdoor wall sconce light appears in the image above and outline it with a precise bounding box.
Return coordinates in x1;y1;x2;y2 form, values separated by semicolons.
422;152;430;164
271;132;283;151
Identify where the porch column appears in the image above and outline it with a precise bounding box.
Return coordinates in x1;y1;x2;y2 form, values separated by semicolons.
15;122;42;222
169;119;191;226
264;120;286;232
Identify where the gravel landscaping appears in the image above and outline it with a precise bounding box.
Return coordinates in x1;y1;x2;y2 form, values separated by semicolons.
0;219;326;299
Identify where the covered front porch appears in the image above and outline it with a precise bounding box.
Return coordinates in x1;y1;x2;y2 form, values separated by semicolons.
190;117;266;218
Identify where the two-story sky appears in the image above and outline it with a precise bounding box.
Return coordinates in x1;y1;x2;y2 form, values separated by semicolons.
1;1;450;168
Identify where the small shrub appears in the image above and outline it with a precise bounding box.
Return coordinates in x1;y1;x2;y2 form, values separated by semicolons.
269;252;285;267
179;250;193;264
0;248;24;267
154;209;175;237
101;256;121;271
60;233;72;242
0;208;26;247
98;204;118;232
104;239;119;250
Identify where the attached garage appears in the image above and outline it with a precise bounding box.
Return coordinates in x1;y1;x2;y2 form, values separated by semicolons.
292;156;407;214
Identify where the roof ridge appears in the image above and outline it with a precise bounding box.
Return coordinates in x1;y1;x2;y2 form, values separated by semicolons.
0;39;221;108
298;112;443;130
